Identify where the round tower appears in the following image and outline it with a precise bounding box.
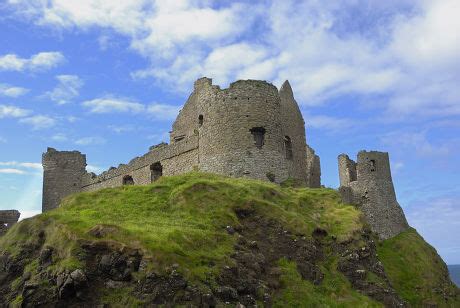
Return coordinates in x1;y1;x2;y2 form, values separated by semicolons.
42;147;87;212
195;79;288;183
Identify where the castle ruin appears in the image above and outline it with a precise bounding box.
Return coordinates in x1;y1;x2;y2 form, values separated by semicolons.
0;210;20;236
338;151;409;239
41;77;409;240
42;78;321;212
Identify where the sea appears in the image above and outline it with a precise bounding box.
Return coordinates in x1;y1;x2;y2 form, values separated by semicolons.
448;265;460;287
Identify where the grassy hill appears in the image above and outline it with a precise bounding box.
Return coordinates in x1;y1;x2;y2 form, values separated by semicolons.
0;172;458;307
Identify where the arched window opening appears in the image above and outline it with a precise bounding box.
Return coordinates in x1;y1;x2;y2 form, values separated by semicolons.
250;127;266;149
198;114;204;126
122;175;134;185
284;136;293;160
150;162;163;182
370;159;376;172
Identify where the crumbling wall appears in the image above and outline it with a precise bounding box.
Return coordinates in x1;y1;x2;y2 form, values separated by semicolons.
0;210;20;236
306;145;321;188
338;151;409;239
42;148;86;212
81;136;199;191
42;77;322;213
279;80;309;184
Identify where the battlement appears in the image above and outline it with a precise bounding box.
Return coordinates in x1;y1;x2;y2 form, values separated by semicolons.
338;151;409;239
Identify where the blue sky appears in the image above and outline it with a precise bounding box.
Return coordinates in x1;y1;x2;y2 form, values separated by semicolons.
0;1;459;264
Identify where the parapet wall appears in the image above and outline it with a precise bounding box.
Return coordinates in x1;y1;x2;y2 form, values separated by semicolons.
338;151;409;239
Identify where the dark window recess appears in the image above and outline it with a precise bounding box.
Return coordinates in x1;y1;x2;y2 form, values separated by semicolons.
122;175;134;185
150;162;163;182
250;127;266;149
370;159;376;172
284;136;293;160
174;135;185;142
198;114;204;126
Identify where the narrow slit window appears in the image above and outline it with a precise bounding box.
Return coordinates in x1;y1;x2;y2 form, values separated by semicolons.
250;127;266;149
284;136;293;160
198;114;204;126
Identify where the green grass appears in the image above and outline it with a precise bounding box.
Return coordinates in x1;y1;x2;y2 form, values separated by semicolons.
1;172;362;284
2;172;456;306
273;258;381;307
378;228;460;307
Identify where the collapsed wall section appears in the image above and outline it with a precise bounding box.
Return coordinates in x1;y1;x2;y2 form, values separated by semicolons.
306;145;321;188
338;151;409;239
0;210;20;236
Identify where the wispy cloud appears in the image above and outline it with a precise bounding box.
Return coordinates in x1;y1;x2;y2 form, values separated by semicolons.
0;161;42;169
9;1;458;118
0;105;31;118
74;136;106;146
0;51;64;72
0;136;6;143
51;133;68;142
0;168;26;174
45;75;83;104
82;96;180;120
0;83;29;97
19;115;56;130
82;97;144;113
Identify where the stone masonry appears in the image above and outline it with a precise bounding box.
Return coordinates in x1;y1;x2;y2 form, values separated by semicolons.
42;78;322;212
338;151;409;239
0;210;20;236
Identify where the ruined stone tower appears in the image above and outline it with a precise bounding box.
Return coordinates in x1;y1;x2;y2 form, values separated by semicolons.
338;151;409;239
41;78;321;212
42;148;87;212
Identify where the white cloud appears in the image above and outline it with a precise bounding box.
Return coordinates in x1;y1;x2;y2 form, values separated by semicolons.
19;115;56;129
83;96;180;120
0;51;64;72
0;84;29;97
75;136;106;146
6;1;460;118
51;133;68;142
306;114;354;133
0;136;6;143
146;104;181;120
0;105;31;118
0;161;42;170
86;164;103;173
381;131;450;158
0;168;26;174
45;75;83;104
82;97;144;113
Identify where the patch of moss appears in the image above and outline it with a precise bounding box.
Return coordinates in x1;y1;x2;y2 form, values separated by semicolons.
378;228;459;307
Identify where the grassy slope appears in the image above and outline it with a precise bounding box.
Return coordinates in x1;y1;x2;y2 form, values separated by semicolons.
1;172;458;306
378;228;459;307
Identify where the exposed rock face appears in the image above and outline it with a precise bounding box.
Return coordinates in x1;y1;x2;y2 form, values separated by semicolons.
41;78;322;212
338;151;409;239
0;206;408;307
0;210;20;236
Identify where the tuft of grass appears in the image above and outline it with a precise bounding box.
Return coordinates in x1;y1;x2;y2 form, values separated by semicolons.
378;228;460;307
273;258;381;307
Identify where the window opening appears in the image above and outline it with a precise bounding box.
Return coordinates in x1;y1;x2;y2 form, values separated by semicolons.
250;127;266;149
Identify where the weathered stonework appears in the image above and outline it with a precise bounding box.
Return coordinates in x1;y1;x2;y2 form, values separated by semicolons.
338;151;409;239
41;78;322;212
0;210;20;236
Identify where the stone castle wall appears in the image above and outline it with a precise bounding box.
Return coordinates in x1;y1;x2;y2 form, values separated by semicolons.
41;77;322;212
0;210;20;236
338;151;409;239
